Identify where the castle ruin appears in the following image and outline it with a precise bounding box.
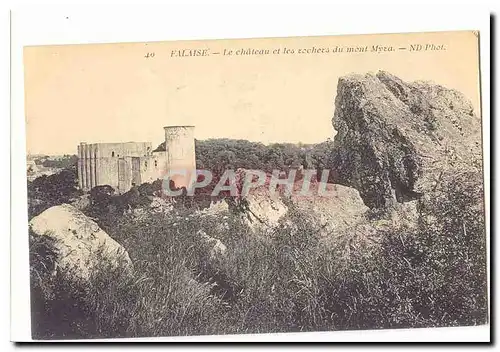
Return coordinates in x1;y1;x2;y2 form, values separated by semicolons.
77;126;196;193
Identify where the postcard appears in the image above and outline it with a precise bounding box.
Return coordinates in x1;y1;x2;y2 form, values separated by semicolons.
22;30;488;340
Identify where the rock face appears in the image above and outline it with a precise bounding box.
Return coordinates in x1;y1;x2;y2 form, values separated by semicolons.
29;204;133;281
240;185;289;234
227;169;369;237
198;200;230;217
290;182;369;236
333;71;482;208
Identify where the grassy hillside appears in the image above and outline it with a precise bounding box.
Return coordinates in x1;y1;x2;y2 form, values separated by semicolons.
29;170;487;339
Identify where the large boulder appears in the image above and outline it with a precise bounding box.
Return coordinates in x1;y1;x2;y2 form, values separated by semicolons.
29;204;133;282
332;71;482;209
228;169;369;237
223;168;290;234
198;200;230;217
290;182;369;236
239;185;289;234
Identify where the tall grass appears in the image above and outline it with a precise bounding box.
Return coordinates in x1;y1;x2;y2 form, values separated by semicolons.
29;171;488;339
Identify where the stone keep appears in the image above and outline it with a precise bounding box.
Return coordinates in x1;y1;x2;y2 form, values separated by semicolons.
77;125;196;193
164;125;196;189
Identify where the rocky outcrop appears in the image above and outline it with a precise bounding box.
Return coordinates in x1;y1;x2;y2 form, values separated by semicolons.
223;169;369;237
198;200;230;217
290;182;369;236
29;204;133;282
239;185;289;234
332;71;482;209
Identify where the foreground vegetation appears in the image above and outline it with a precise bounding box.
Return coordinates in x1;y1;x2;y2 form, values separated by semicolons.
29;166;487;338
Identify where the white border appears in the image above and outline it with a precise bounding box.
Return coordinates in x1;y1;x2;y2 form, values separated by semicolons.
10;2;491;343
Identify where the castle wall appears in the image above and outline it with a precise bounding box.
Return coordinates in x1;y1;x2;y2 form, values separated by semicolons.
84;144;91;190
96;142;152;159
77;127;196;193
77;144;84;189
94;145;100;186
77;142;152;192
117;156;133;192
138;151;168;184
97;154;119;190
89;144;95;189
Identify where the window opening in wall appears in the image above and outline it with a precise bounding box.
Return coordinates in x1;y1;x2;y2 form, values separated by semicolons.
154;160;158;168
112;151;115;157
145;161;148;167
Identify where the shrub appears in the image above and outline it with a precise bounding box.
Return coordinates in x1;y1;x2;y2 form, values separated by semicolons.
27;168;82;219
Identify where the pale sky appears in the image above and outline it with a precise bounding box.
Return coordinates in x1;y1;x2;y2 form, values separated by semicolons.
24;31;480;155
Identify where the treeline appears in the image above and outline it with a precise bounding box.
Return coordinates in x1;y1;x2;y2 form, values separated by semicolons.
33;155;78;169
155;138;337;174
27;169;82;218
33;139;336;173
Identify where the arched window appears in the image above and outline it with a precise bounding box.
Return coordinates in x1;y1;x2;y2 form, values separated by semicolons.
111;151;115;157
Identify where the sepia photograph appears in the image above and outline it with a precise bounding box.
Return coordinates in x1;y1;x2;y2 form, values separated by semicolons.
22;30;488;340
